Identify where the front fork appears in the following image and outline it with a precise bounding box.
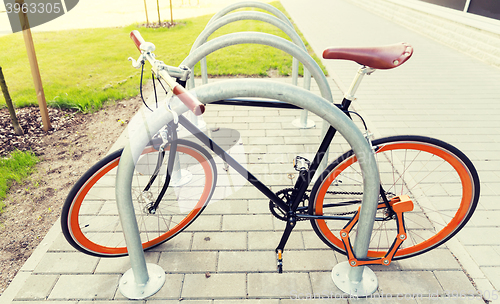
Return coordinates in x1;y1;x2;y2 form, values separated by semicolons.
145;122;179;214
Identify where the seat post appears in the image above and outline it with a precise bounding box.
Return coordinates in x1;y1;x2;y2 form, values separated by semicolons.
344;66;376;101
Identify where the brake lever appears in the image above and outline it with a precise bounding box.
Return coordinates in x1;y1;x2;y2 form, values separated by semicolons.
128;54;145;69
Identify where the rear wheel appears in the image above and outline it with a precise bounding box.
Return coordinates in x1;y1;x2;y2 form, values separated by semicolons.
61;139;217;257
309;135;479;260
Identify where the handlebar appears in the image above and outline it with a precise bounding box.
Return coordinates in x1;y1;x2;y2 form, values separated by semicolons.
129;30;205;116
130;30;145;52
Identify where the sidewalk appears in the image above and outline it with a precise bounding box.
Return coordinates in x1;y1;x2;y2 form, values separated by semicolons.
1;0;499;302
282;0;500;300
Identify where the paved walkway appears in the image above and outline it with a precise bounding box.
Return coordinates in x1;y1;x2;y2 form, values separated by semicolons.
1;0;500;302
282;0;500;301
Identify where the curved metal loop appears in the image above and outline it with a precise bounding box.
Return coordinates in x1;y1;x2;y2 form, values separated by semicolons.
182;32;330;102
207;1;293;28
188;11;310;89
116;80;380;287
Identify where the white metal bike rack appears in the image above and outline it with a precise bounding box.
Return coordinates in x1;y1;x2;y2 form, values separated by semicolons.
114;4;379;299
116;79;380;299
188;1;316;128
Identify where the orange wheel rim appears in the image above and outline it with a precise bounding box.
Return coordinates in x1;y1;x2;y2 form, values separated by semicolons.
314;141;474;258
68;145;213;256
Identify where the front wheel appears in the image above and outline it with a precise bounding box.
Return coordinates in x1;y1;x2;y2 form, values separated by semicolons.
309;135;479;260
61;139;217;257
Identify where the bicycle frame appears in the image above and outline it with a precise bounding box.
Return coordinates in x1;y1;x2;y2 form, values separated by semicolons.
162;96;357;251
138;64;387;271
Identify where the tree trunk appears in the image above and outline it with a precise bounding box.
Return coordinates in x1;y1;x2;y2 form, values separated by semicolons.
144;0;149;26
170;0;173;24
157;0;161;25
0;66;24;136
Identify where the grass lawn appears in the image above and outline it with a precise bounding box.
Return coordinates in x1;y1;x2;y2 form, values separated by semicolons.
0;1;325;113
0;151;39;212
0;1;327;211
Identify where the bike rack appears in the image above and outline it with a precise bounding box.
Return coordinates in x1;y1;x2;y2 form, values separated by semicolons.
188;1;315;128
182;32;332;103
116;81;380;299
182;31;333;173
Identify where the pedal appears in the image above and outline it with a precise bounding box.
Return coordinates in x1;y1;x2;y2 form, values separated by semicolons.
293;156;311;172
276;249;283;273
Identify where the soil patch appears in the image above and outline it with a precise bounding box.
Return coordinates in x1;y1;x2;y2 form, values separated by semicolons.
0;96;142;295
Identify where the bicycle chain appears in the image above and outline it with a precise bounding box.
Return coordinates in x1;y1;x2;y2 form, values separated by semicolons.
269;188;365;221
317;189;363;216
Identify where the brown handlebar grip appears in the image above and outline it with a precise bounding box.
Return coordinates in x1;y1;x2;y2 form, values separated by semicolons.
173;85;205;116
130;30;145;52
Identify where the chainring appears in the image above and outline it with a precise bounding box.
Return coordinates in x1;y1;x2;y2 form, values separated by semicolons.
269;188;309;221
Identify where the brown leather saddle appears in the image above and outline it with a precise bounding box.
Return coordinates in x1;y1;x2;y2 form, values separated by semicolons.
323;42;413;69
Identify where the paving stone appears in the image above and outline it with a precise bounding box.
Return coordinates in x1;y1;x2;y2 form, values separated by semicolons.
416;297;485;303
222;214;274;231
284;136;321;144
302;230;330;250
349;296;417;303
466;210;500;227
238;129;266;137
158;251;217;273
80;301;145;304
48;233;78;252
284;250;337;271
218;110;249;117
308;271;346;298
181;273;246;298
14;274;58;300
248;152;292;165
214;300;279;304
151;232;193;252
113;273;184;300
433;270;476;293
247;272;311;298
183;215;222;232
376;271;443;295
225;186;269;200
248;199;272;214
48;274;119;300
399;249;461;270
95;251;160;273
147;301;211;304
33;252;99;274
192;232;247;250
267;163;296;175
463;245;500;267
470;277;500;303
203;199;249;214
481;266;500;291
257;173;294;187
248;137;285;145
218;250;276;272
11;301;78;304
252;122;281;130
248;231;304;250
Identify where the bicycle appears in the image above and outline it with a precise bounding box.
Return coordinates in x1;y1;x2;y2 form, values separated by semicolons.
61;31;480;272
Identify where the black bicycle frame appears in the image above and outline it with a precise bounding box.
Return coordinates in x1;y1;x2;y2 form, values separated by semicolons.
174;98;354;247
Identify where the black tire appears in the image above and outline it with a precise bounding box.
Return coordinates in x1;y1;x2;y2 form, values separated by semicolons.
61;139;217;257
309;135;479;260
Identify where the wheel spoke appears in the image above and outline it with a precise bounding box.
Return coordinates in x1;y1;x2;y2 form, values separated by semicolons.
310;136;478;260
